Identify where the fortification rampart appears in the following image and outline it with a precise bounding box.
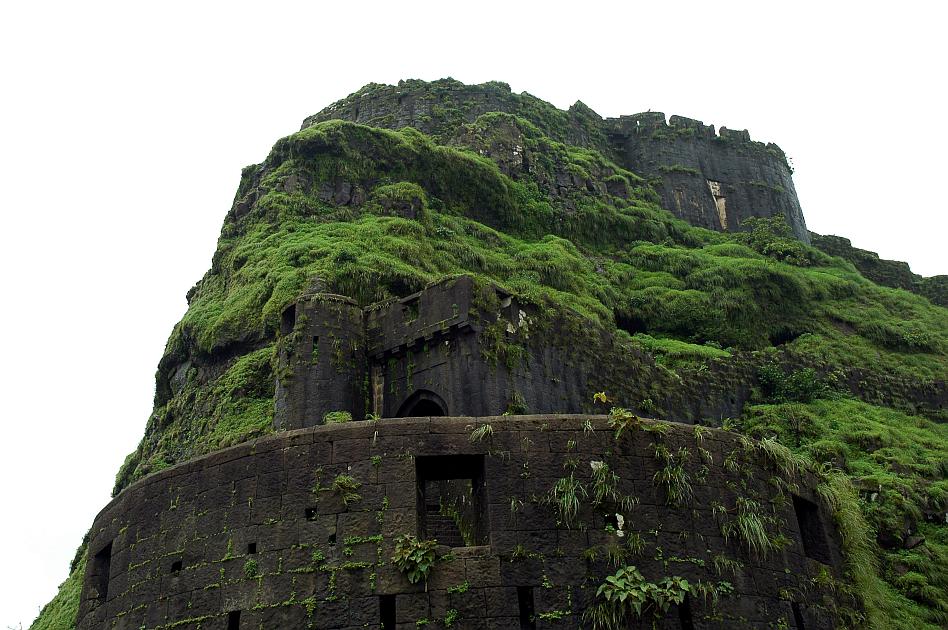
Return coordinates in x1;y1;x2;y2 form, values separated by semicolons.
300;80;810;242
78;415;844;629
604;113;808;242
273;276;757;429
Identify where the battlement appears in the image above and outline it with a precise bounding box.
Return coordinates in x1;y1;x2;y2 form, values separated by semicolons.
605;111;763;146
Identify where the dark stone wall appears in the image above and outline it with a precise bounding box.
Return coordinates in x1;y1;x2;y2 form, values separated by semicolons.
274;294;368;430
274;277;756;429
78;415;844;630
606;114;808;242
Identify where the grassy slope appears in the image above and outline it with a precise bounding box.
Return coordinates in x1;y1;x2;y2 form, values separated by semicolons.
740;399;948;627
32;100;947;629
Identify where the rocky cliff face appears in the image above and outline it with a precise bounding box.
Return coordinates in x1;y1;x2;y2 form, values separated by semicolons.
304;79;808;241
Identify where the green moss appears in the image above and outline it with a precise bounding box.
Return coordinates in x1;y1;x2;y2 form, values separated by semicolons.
29;552;85;630
740;398;948;628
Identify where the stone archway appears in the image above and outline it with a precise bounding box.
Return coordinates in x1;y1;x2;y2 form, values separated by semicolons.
396;389;448;417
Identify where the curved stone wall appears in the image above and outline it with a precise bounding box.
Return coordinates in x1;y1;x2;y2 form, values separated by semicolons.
78;416;845;629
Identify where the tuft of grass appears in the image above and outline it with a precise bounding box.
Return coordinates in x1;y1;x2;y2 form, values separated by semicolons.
331;474;362;507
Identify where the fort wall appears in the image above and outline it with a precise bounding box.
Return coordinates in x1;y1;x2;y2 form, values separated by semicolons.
301;80;809;242
605;113;808;242
77;415;844;630
273;277;756;429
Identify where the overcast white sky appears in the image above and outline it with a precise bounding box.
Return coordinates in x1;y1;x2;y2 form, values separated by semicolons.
1;1;945;627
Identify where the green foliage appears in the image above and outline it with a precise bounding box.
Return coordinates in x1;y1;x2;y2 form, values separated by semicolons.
718;497;780;559
737;216;814;266
469;423;494;442
546;473;586;528
331;474;362;507
243;557;259;579
29;552;85;630
391;535;438;589
741;398;948;628
443;609;459;627
607;407;641;440
652;444;694;507
446;581;470;594
323;410;353;424
757;363;834;403
584;565;692;629
632;333;731;369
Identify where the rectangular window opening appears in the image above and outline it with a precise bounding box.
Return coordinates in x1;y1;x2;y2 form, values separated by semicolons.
247;542;257;555
793;495;832;564
791;601;806;629
379;594;396;630
305;507;317;521
415;455;489;547
678;594;695;630
402;298;420;322
517;586;536;630
280;305;296;335
170;560;182;573
227;610;240;630
91;541;113;602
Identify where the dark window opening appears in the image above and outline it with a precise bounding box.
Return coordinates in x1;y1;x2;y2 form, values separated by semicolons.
91;541;112;602
791;602;806;629
402;298;420;322
416;455;488;546
614;311;647;336
170;560;182;574
677;594;695;630
328;532;336;546
280;305;296;335
305;507;317;521
247;543;257;555
769;328;804;346
604;513;621;529
380;594;396;630
396;390;447;418
517;586;536;630
227;610;240;630
793;495;832;564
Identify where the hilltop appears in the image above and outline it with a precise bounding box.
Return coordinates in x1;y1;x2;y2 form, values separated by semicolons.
33;80;947;629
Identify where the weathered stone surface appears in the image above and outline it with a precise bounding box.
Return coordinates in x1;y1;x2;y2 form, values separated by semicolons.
78;416;845;629
302;79;809;241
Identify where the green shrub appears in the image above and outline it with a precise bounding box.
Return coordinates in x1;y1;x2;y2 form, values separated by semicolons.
391;535;438;589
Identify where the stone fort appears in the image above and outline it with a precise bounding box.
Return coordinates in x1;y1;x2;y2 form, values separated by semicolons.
76;275;849;629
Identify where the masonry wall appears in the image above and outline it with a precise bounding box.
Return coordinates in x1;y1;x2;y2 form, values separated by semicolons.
78;415;845;630
274;294;368;430
606;113;809;242
301;80;810;242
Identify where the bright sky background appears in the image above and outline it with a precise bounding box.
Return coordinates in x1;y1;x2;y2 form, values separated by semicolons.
1;1;945;627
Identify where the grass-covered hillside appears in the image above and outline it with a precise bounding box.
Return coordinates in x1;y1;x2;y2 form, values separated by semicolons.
33;80;947;629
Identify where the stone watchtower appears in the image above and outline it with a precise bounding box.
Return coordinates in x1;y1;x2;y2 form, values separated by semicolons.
274;289;368;430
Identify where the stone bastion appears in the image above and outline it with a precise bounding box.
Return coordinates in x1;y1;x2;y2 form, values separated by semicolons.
77;415;845;629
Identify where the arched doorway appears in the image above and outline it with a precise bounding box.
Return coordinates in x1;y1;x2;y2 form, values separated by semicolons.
396;390;448;417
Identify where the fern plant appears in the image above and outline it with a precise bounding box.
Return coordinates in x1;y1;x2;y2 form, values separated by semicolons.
331;474;362;507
